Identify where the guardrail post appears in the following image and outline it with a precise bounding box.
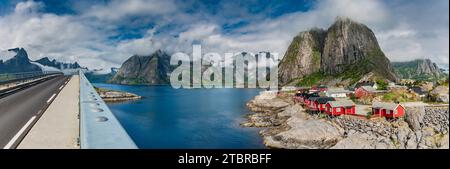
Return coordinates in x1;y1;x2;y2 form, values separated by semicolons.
79;70;137;149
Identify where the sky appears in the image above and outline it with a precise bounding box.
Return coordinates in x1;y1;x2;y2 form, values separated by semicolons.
0;0;448;70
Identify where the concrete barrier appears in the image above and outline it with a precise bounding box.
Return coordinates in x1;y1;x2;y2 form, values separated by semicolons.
79;71;137;149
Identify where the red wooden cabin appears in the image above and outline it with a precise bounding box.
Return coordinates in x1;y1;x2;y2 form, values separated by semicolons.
325;100;356;116
303;93;319;105
372;102;405;118
313;97;336;111
354;86;377;98
307;97;320;109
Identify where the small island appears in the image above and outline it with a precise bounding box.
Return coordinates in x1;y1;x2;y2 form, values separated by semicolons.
94;87;142;102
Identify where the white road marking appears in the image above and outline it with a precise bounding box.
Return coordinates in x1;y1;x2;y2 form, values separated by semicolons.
47;93;57;103
59;85;64;90
3;116;37;149
37;110;42;115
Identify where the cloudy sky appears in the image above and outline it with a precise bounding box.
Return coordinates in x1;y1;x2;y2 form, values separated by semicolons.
0;0;448;70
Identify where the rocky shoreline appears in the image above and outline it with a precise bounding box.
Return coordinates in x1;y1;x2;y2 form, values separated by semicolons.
243;92;449;149
95;87;142;102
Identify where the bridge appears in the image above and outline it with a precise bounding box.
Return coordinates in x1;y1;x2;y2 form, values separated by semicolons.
0;70;137;149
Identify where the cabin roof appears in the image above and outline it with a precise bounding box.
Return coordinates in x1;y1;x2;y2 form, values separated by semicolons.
327;100;355;107
308;97;321;101
315;97;336;104
372;102;402;110
355;81;375;88
305;93;320;99
360;86;377;92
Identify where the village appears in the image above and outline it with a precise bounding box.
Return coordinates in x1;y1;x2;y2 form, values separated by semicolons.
276;78;449;120
243;78;449;149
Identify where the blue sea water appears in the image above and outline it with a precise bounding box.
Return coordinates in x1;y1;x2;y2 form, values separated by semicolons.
93;83;265;149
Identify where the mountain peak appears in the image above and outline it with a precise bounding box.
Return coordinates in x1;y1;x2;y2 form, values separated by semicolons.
279;17;399;86
7;47;28;59
1;48;41;73
110;49;172;85
334;16;362;25
35;56;83;69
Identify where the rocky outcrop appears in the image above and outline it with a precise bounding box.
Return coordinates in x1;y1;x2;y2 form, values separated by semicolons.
0;48;41;73
110;50;172;85
265;117;343;149
429;86;449;103
278;17;399;86
244;92;449;149
321;17;398;81
393;59;447;80
96;88;141;102
279;29;325;84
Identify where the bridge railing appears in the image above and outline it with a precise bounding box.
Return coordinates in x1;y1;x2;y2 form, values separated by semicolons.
0;71;62;85
79;70;137;149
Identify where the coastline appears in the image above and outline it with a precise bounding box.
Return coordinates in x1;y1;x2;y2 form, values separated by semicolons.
243;91;449;149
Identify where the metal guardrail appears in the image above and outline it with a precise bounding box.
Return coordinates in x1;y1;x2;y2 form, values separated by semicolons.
0;71;62;85
79;70;137;149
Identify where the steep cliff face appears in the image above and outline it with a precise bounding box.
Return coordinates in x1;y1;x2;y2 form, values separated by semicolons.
279;29;326;84
321;18;398;81
279;17;399;86
110;50;172;85
393;59;446;80
0;48;42;74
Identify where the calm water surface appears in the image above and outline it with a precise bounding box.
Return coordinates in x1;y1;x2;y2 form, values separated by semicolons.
93;83;265;149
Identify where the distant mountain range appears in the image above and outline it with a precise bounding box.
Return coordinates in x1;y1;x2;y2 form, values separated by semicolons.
109;50;173;85
0;47;83;74
0;48;41;74
279;17;399;87
35;57;82;70
392;59;447;81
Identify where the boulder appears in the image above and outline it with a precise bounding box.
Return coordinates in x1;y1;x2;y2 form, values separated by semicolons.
331;133;395;149
265;117;343;149
404;106;426;131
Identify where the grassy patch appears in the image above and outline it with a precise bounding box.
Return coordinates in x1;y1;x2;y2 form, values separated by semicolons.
282;35;303;64
381;90;418;103
296;71;327;87
312;50;321;66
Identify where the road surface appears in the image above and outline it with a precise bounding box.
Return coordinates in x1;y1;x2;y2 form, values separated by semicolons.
0;75;70;149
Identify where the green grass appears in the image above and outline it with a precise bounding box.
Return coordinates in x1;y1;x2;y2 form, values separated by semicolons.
376;79;388;90
296;71;326;87
312;50;321;66
382;91;417;103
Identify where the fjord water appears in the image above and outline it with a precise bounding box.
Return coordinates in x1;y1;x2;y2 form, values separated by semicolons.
93;83;265;149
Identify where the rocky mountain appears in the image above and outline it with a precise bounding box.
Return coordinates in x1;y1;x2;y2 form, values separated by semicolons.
34;57;82;70
110;50;172;85
392;59;447;81
0;48;42;74
279;17;399;86
279;28;326;84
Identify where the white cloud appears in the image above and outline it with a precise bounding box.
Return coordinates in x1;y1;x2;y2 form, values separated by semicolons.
14;0;44;15
82;0;177;22
0;0;448;71
0;50;17;61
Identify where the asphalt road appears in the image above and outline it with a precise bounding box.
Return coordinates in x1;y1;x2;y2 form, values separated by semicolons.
0;75;70;149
